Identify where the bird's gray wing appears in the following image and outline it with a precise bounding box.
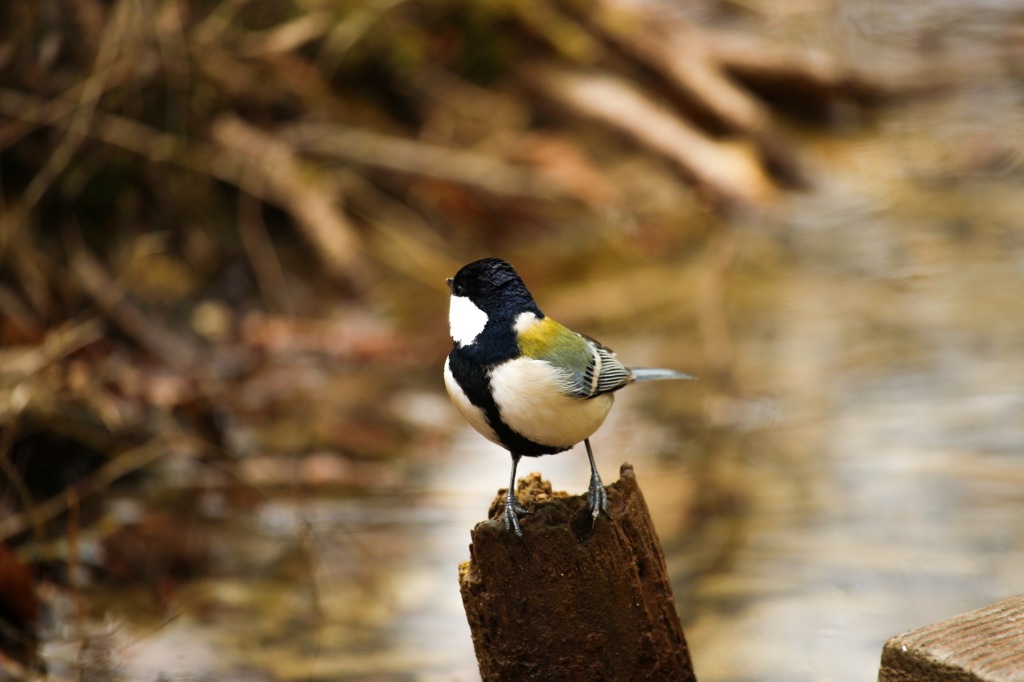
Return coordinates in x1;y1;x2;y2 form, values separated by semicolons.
572;337;634;398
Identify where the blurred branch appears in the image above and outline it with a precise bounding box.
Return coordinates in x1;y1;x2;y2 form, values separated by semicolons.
520;62;777;207
586;0;805;185
239;9;335;57
238;191;294;314
317;0;409;74
281;123;559;200
0;89;365;285
709;31;904;103
21;0;141;210
0;436;175;541
0;319;104;388
70;243;200;369
209;116;365;285
0;426;41;542
341;171;463;288
0;206;58;319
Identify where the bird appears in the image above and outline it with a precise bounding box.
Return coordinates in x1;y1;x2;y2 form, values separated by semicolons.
443;257;693;537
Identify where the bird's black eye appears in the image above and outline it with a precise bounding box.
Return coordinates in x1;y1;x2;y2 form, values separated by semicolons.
454;284;466;296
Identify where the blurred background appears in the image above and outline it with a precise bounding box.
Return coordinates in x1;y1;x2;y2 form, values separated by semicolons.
1;0;1023;680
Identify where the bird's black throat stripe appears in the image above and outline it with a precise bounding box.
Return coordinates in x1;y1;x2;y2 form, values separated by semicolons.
447;349;569;458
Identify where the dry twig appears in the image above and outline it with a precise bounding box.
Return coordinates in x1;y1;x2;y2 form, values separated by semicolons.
0;437;176;541
281;123;560;200
521;62;777;206
586;0;804;185
0;319;104;386
209;116;365;285
70;244;200;369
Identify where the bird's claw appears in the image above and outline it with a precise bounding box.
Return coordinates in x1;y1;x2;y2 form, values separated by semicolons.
503;493;531;538
587;473;608;525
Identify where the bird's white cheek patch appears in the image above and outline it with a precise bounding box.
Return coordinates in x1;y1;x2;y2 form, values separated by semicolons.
449;295;488;347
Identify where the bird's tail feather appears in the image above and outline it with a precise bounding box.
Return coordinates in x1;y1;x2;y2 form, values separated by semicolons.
631;368;696;383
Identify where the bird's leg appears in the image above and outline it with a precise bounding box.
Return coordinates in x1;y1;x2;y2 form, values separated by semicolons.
585;438;608;523
504;453;530;538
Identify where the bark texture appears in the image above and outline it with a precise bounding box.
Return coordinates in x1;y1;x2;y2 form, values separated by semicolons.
458;463;695;682
878;595;1024;682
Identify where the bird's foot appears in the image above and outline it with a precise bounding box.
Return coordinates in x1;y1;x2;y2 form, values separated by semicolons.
503;493;531;538
587;472;608;525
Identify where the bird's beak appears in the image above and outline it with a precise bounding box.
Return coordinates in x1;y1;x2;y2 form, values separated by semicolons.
445;277;453;293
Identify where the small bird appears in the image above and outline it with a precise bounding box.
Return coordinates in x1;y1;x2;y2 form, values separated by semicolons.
443;258;693;537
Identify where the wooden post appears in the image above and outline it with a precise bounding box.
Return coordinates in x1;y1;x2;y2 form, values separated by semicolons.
458;463;696;682
878;595;1024;682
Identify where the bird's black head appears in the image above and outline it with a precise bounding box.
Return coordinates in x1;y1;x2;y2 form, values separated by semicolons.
446;258;540;318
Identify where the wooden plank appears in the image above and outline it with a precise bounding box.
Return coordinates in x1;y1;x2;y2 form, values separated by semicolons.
458;463;695;682
879;595;1024;682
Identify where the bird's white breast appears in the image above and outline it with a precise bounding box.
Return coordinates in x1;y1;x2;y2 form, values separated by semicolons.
489;357;614;449
448;295;488;347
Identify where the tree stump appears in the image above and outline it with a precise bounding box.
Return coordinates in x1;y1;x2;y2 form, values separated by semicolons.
458;463;695;682
878;595;1024;682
